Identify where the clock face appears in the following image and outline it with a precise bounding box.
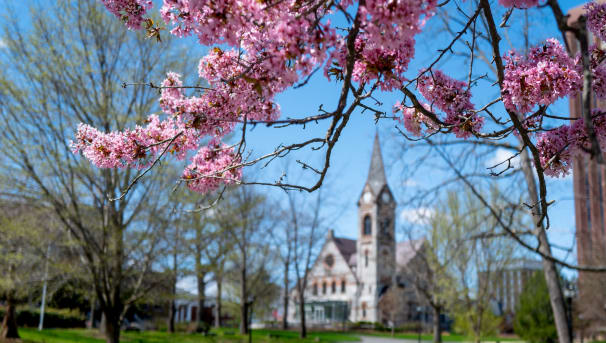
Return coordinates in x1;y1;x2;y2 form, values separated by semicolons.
381;192;390;203
363;191;372;203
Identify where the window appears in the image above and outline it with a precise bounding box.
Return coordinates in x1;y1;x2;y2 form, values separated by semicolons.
362;302;367;318
380;218;391;235
312;283;318;295
363;215;371;235
322;282;327;294
341;280;346;293
365;250;369;267
332;281;336;294
324;254;334;268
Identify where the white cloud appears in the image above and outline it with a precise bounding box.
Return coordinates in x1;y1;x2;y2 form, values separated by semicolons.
401;178;418;187
400;207;434;225
0;39;6;49
486;148;520;171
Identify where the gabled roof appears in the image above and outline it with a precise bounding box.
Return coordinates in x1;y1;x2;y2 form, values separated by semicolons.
366;132;388;195
333;237;356;264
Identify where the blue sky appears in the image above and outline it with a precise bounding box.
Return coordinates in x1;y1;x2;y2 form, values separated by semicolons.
0;0;591;290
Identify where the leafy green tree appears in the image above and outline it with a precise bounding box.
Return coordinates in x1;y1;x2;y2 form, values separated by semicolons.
514;271;557;343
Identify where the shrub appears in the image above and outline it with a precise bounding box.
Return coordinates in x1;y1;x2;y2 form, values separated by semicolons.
513;271;557;343
0;307;86;328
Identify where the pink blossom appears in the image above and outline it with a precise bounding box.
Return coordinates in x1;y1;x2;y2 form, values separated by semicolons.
497;0;539;8
100;0;153;29
394;101;437;137
417;70;482;138
536;125;571;178
182;142;242;193
586;1;606;43
503;39;581;114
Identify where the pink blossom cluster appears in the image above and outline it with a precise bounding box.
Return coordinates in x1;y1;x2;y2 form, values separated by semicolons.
417;70;483;138
536;112;606;177
71;115;199;169
394;101;436;137
590;45;606;99
100;0;153;29
326;0;436;90
182;142;242;193
586;1;606;43
502;39;581;114
497;0;539;8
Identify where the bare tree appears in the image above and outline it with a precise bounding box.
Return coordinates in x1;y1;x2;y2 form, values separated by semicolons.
215;186;272;334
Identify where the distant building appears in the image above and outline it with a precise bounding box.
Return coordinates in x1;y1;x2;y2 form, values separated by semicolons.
568;2;606;334
478;259;542;316
286;133;430;327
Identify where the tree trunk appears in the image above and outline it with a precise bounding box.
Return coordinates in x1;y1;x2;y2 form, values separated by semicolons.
282;259;289;330
240;266;248;334
88;292;96;329
215;274;222;328
432;305;442;343
103;309;121;343
518;147;571;343
1;295;19;339
167;300;176;333
298;291;307;338
197;275;206;326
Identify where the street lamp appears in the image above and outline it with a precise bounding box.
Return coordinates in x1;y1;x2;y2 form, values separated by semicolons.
563;283;577;343
416;306;423;343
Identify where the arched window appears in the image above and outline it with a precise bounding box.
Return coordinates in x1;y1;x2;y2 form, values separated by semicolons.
312;283;318;295
362;302;367;318
331;281;336;294
363;215;371;235
322;282;327;294
341;280;346;293
365;250;369;267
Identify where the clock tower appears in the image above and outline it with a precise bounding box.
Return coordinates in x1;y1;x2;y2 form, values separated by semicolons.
355;132;396;323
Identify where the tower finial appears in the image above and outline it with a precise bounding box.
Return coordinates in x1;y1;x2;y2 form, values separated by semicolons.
366;132;387;195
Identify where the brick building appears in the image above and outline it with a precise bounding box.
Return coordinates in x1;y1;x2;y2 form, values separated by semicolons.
568;2;606;334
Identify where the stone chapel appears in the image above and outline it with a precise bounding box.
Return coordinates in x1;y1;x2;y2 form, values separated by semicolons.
287;133;428;327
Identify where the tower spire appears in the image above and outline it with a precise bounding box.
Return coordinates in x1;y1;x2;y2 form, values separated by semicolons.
366;132;387;195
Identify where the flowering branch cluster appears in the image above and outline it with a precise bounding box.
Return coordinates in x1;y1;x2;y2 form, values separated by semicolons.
79;0;606;197
416;70;483;138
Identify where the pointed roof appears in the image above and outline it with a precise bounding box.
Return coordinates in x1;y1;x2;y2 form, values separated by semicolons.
366;132;388;195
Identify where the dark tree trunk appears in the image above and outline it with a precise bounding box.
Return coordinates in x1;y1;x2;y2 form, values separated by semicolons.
103;308;121;343
240;265;248;334
215;275;222;328
432;305;442;343
1;296;19;339
298;292;306;338
167;300;176;333
197;275;206;325
282;259;289;330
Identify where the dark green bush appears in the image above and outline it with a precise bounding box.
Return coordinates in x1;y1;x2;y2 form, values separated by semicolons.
513;272;557;343
0;307;86;328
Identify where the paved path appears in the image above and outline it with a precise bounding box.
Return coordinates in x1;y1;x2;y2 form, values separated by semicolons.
358;335;430;343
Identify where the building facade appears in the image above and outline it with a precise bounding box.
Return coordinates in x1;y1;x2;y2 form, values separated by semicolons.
568;3;606;334
478;259;543;316
287;133;428;327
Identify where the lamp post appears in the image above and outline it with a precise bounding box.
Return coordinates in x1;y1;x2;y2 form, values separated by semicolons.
417;306;423;343
563;282;577;343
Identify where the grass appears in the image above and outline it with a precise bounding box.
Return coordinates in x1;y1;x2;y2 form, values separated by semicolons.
351;330;521;342
13;327;361;343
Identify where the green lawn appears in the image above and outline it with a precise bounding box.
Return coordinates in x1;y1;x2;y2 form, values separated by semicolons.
351;331;521;342
12;328;522;343
15;328;360;343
